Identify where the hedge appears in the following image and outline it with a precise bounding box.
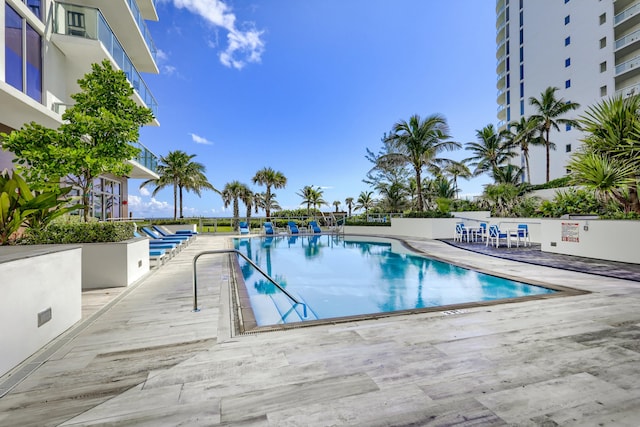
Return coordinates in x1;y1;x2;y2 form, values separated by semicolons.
20;222;135;244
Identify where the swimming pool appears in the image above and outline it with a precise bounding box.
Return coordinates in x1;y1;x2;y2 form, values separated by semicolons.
232;235;556;328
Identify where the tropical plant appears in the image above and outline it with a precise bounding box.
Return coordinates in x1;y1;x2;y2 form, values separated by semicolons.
537;188;607;217
345;197;354;217
465;124;515;178
355;191;376;216
140;150;217;219
332;200;341;212
239;185;255;223
439;160;472;199
252;167;287;218
376;180;409;213
479;183;521;217
492;164;524;185
575;94;640;212
297;185;316;216
379;114;460;211
0;171;82;245
507;116;545;183
221;181;248;230
1;60;154;221
529;86;580;182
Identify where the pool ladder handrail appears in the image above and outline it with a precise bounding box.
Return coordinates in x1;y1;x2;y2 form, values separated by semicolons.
192;249;303;312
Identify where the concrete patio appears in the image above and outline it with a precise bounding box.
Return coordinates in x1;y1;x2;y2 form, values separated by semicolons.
1;234;640;426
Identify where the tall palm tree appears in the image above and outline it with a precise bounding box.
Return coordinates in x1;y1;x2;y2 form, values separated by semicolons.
492;164;524;185
297;185;316;216
529;86;581;182
381;114;460;211
507;116;545;184
355;191;376;217
376;180;408;213
309;187;328;216
140;150;217;219
239;185;254;223
345;197;354;217
252;167;287;218
332;200;341;212
221;181;247;230
440;160;472;199
465;124;515;180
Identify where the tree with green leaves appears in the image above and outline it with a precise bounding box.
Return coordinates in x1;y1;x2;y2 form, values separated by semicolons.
345;197;354;217
506;116;545;184
355;190;376;217
332;200;341;212
2;59;154;221
380;114;460;211
572;95;640;212
529;86;580;182
140;150;217;219
297;185;316;216
252;167;287;219
439;160;472;199
239;185;255;223
465;124;515;179
222;181;248;230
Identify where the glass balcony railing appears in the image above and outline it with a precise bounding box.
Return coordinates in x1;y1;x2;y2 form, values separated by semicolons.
615;54;640;75
615;82;640;98
132;141;158;173
124;0;157;61
615;29;640;50
615;3;640;24
53;2;158;116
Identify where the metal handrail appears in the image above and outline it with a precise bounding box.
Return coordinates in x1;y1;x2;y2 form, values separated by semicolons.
192;249;302;312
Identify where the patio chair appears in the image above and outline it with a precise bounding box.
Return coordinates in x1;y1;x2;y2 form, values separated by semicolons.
287;221;300;234
454;223;470;242
308;220;322;234
135;231;181;254
141;227;189;247
487;225;515;248
263;222;275;235
151;225;195;243
149;248;167;267
477;222;488;243
239;221;250;235
517;224;530;247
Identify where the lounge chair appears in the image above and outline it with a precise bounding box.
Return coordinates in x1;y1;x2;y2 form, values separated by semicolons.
151;225;195;243
287;221;300;234
141;227;189;247
135;231;180;255
263;222;275;235
239;221;250;235
149;249;167;267
308;220;322;234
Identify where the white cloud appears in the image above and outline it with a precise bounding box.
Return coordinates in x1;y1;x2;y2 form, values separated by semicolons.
189;132;214;145
166;0;265;70
127;195;173;218
139;187;151;196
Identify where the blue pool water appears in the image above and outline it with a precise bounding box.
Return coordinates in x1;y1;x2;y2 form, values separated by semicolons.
233;235;555;326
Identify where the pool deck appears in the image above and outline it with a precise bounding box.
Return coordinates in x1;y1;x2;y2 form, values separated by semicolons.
1;234;640;426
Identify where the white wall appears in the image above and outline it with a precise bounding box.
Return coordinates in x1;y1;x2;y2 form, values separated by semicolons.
82;238;149;289
540;219;640;264
0;246;82;377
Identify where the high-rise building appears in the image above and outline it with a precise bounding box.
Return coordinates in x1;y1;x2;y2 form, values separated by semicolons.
495;0;637;184
0;0;160;219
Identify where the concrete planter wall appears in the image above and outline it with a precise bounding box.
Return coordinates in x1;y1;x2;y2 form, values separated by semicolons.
162;224;197;233
540;219;640;264
81;238;149;289
0;246;82;377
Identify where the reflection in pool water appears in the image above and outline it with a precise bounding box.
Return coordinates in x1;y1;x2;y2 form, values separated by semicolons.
233;235;554;326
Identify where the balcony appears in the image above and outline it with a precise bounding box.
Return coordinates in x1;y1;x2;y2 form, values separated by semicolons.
615;82;640;98
52;3;158;121
615;54;640;80
136;0;159;21
615;2;640;33
615;29;640;58
128;142;159;179
70;0;158;73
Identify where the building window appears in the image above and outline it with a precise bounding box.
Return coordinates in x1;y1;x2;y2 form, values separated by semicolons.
565;36;571;46
600;85;607;96
507;107;511;122
520;46;524;62
564;15;570;25
520;81;524;97
520;64;524;79
4;5;42;103
507;74;510;88
506;56;510;72
600;61;607;72
599;13;606;25
566;123;572;131
91;177;122;220
506;90;511;104
565;57;571;67
519;0;523;9
564;0;569;3
519;11;523;27
600;37;606;48
566;144;572;152
565;79;571;88
520;99;525;115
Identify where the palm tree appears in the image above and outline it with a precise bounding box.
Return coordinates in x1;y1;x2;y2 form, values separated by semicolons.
465;124;515;179
221;181;247;230
492;164;524;185
297;185;316;216
376;180;408;213
252;167;287;218
574;95;640;212
332;200;341;212
345;197;354;217
529;86;581;182
140;150;217;219
440;160;472;199
507;116;545;184
239;185;254;224
309;187;328;216
355;191;376;217
381;114;460;211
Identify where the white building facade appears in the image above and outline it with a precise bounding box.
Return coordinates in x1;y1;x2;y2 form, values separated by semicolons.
0;0;160;219
496;0;639;184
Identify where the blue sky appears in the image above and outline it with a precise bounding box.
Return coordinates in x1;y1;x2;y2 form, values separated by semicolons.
130;0;496;218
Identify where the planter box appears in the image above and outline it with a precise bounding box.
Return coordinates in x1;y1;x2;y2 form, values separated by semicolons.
81;238;150;289
162;224;197;234
0;246;82;377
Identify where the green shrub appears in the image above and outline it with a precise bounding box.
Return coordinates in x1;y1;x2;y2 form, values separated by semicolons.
20;222;135;244
344;220;391;226
149;218;198;226
404;211;453;218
